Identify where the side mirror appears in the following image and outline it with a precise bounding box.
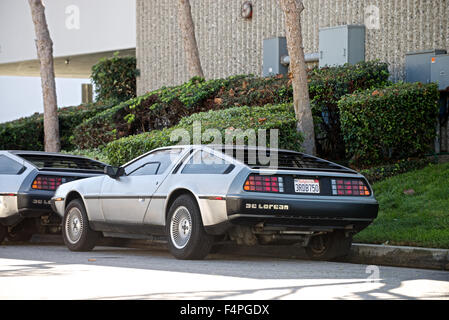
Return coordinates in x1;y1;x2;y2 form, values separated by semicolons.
104;165;125;179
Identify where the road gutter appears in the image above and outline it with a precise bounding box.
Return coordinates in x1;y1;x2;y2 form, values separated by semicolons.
29;235;449;271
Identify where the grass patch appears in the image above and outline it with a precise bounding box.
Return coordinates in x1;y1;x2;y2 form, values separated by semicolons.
354;162;449;248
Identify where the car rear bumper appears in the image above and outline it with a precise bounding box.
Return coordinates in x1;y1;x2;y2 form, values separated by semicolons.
205;194;378;235
0;192;56;226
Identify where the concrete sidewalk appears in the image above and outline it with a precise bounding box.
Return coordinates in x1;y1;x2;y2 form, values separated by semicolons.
29;234;449;271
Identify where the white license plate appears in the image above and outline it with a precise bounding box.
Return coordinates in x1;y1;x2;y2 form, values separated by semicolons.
294;179;320;194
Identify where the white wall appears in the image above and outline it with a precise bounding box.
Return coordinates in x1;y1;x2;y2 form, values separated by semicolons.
0;76;89;123
0;0;136;63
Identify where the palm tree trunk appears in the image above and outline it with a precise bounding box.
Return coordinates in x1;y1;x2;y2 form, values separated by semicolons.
178;0;204;79
280;0;316;155
29;0;60;152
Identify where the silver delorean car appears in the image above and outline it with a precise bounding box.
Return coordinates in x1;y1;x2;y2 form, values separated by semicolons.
0;151;106;243
51;145;378;260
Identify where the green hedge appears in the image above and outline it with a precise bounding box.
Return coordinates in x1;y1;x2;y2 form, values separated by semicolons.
61;148;109;164
339;82;440;167
105;103;301;166
308;60;390;159
91;53;138;103
71;76;238;149
73;61;389;155
0;102;113;151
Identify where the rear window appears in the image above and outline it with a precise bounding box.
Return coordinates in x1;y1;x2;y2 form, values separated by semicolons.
217;147;350;172
17;154;105;172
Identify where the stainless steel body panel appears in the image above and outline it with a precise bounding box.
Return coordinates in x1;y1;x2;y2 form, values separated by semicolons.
52;145;379;238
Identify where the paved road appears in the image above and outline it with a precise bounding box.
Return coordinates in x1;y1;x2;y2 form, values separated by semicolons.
0;244;448;300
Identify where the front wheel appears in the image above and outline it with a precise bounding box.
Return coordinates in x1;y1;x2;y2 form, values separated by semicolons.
63;199;100;252
305;231;352;261
166;194;214;260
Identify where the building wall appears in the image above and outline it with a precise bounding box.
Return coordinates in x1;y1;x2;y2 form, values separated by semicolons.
136;0;449;94
0;0;135;64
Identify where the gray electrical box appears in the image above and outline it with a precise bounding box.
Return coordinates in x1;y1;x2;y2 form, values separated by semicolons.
262;37;288;77
319;25;365;68
405;49;447;84
431;54;449;90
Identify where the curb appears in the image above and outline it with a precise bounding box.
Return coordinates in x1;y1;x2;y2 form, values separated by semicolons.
29;235;449;271
343;243;449;271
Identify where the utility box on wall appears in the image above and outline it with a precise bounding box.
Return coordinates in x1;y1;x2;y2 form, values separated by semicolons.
262;37;288;77
431;55;449;91
405;49;447;85
319;25;365;68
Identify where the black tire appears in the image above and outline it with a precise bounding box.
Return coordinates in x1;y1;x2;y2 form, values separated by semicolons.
305;231;352;261
62;199;100;252
0;224;6;244
6;219;35;242
166;194;214;260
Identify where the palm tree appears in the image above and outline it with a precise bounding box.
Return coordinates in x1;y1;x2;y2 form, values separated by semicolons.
178;0;204;78
280;0;316;155
28;0;60;152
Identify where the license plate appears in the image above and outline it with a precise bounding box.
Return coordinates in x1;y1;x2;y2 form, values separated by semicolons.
294;179;320;194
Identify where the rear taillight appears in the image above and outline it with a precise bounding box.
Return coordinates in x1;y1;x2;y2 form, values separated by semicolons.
244;174;284;193
32;176;64;191
331;179;370;196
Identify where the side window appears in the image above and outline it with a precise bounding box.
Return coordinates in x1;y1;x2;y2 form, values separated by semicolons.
0;155;25;175
126;148;182;176
128;162;160;176
181;151;234;174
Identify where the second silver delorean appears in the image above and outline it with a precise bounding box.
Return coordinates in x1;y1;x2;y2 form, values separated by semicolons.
51;145;378;260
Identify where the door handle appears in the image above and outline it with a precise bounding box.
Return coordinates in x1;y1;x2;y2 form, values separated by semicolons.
138;198;145;203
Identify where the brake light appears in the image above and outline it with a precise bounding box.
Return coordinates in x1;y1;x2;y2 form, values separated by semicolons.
331;179;370;196
244;174;284;193
32;176;64;191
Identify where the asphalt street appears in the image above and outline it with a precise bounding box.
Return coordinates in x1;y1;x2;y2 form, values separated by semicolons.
0;243;448;300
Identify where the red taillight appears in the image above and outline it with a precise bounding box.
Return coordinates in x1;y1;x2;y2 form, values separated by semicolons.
32;176;64;191
244;174;284;193
331;179;370;196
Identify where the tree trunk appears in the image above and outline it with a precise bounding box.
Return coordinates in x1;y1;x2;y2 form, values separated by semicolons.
280;0;316;155
29;0;60;152
178;0;204;79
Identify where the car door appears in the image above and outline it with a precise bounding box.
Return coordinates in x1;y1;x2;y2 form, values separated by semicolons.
100;148;182;224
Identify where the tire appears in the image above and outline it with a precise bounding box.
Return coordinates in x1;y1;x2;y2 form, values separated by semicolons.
166;194;214;260
62;199;100;252
6;219;35;242
305;231;352;261
0;224;6;244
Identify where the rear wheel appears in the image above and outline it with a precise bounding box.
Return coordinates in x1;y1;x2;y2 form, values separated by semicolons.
166;194;214;260
0;224;6;243
63;199;100;252
6;219;35;242
305;231;352;261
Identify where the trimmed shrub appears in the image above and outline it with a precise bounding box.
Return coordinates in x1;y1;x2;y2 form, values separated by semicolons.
0;102;112;151
339;82;440;167
71;76;237;149
91;53;138;102
105;103;302;166
308;60;390;159
61;148;109;164
74;61;389;158
72;62;389;156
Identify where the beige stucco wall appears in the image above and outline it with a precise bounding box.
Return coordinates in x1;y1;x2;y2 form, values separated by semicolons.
136;0;449;95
